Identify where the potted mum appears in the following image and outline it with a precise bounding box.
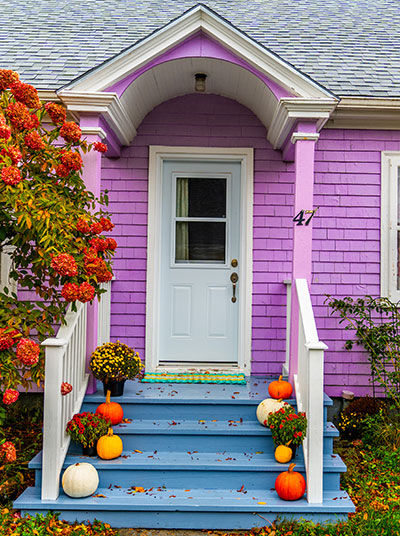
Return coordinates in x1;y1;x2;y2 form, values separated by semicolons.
268;405;307;459
90;341;144;396
66;412;110;456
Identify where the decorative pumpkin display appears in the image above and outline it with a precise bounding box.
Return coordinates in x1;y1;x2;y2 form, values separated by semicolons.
268;375;293;399
275;463;306;501
96;427;123;460
96;389;124;425
274;441;293;463
256;398;287;426
62;462;99;498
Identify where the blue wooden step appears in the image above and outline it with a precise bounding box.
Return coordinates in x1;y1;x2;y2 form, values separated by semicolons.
30;450;346;491
55;419;338;453
14;377;354;528
15;485;355;529
82;378;332;421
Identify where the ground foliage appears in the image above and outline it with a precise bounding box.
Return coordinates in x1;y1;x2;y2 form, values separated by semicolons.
0;509;118;535
0;394;42;506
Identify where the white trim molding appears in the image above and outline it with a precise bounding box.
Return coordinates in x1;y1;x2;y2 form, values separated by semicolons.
63;5;334;100
57;91;136;145
291;132;320;143
80;127;107;140
381;152;400;301
327;97;400;130
146;146;253;375
268;98;336;149
0;246;17;295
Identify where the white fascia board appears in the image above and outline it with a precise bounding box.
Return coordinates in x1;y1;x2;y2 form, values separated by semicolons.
268;98;337;149
57;90;136;145
64;5;334;100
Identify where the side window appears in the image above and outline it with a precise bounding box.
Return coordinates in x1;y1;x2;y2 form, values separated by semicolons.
0;246;17;295
381;153;400;301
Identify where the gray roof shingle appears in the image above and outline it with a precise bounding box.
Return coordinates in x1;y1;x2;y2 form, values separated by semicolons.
1;0;400;97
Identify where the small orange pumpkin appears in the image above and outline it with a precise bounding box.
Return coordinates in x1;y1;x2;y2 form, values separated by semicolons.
274;441;293;463
96;390;124;425
268;375;293;399
96;428;123;460
275;463;306;500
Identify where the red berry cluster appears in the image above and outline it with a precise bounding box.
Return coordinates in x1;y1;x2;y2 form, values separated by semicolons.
51;253;78;277
24;130;45;151
45;102;66;125
1;166;21;185
61;382;73;396
0;328;19;350
3;389;19;405
16;338;40;366
10;81;41;109
60;121;81;143
1;145;22;165
93;141;107;153
0;441;17;463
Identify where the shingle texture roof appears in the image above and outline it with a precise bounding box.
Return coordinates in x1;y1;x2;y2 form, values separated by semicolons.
1;0;400;97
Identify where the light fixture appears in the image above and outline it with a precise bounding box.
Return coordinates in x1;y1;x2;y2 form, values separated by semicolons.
194;73;207;92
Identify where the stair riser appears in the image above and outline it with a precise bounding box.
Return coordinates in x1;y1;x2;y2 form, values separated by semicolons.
34;468;341;491
68;433;334;453
81;402;328;422
20;508;350;529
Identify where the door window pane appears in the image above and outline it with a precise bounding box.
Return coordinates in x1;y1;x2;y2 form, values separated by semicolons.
176;178;226;218
175;222;226;262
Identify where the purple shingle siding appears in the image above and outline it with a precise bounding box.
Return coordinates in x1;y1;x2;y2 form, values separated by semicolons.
101;93;400;397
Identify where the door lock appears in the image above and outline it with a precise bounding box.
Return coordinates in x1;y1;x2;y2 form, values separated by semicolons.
230;272;238;303
231;259;238;267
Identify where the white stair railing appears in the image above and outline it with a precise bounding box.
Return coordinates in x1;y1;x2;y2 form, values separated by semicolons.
293;279;327;504
41;301;89;500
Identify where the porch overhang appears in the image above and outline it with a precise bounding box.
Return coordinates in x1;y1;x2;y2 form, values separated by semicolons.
56;4;338;158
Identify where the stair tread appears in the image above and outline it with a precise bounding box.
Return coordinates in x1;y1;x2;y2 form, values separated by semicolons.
29;449;347;472
15;485;354;513
83;378;333;406
76;419;339;436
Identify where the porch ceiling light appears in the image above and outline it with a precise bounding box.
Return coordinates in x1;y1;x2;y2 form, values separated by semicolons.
194;73;207;92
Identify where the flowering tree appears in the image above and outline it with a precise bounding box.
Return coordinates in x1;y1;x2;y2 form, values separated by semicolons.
0;70;116;460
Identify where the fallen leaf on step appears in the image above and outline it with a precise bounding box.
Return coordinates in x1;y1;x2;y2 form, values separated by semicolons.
92;494;107;498
237;485;244;492
134;449;142;453
258;501;267;505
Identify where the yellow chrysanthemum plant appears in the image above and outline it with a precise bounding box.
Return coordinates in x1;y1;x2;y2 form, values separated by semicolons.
89;341;144;396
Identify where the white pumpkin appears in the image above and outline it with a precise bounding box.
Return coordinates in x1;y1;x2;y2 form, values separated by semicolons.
256;398;287;426
62;462;99;498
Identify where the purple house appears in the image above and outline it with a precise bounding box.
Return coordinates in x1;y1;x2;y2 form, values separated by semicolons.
8;0;400;528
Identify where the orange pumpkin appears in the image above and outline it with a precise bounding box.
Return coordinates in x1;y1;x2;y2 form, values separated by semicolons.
96;428;123;460
268;375;293;399
96;390;124;425
275;463;306;501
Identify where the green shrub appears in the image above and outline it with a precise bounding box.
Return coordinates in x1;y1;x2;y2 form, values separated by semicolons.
338;396;386;440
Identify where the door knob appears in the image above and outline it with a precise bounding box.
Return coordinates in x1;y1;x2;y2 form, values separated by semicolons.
230;272;238;303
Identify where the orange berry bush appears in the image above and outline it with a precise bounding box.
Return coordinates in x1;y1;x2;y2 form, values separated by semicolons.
0;70;117;453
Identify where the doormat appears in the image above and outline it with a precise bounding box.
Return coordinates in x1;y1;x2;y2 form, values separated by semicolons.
141;372;246;384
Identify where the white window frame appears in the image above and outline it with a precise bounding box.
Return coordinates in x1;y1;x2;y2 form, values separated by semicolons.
0;246;17;295
381;152;400;301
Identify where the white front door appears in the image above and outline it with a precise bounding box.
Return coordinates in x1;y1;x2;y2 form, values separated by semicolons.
158;159;241;367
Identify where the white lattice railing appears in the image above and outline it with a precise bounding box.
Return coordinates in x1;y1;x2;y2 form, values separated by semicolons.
41;301;89;500
293;278;327;504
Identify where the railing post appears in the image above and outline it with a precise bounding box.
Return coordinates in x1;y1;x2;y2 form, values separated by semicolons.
305;342;327;503
283;280;292;377
41;338;67;501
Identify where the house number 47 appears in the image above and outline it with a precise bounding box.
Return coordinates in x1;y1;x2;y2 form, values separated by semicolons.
293;208;319;226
